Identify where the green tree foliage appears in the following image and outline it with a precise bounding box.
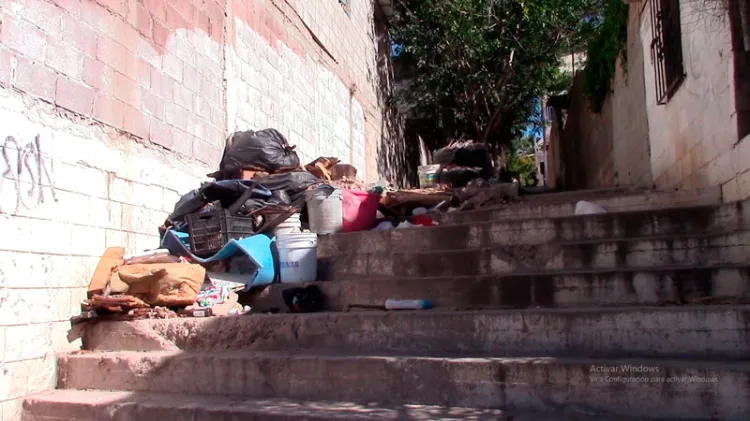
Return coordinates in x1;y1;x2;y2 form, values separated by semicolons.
583;0;629;112
507;134;539;187
392;0;604;147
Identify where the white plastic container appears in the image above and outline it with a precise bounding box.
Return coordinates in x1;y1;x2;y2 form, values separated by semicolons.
276;233;318;284
273;213;302;236
305;188;343;234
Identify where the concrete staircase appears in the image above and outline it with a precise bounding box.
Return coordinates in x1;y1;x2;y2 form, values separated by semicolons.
22;187;750;421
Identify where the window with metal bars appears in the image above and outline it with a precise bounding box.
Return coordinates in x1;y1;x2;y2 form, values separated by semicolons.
650;0;685;104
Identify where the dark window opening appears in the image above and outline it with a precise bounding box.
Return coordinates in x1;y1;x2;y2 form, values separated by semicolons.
729;0;750;140
650;0;685;104
540;162;546;177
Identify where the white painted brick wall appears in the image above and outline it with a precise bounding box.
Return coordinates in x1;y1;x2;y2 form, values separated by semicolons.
0;87;211;416
226;17;368;180
639;0;747;198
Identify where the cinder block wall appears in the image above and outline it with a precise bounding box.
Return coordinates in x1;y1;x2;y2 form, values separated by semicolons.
0;0;391;418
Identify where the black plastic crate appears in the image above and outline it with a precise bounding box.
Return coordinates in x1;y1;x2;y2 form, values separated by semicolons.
186;209;256;256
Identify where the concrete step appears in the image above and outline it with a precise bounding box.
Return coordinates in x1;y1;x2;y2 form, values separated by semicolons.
22;390;678;421
435;187;722;225
319;231;750;280
82;306;750;359
319;201;749;257
251;266;750;310
57;352;750;420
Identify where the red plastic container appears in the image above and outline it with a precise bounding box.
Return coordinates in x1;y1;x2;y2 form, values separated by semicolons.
342;189;381;232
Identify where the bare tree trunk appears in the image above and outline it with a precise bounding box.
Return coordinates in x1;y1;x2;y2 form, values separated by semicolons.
482;107;504;143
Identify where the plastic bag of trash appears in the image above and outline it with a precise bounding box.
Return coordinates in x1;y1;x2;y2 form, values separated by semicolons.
433;140;493;169
282;285;325;313
255;170;320;207
574;201;607;215
214;129;301;180
167;180;273;223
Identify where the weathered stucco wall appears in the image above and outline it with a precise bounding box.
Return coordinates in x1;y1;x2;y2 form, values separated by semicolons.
639;0;750;200
558;71;615;190
225;0;386;181
554;3;652;191
0;0;394;418
611;3;652;188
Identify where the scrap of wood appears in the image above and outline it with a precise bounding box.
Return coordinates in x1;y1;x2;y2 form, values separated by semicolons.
85;294;150;313
331;164;357;180
382;190;452;208
305;157;340;181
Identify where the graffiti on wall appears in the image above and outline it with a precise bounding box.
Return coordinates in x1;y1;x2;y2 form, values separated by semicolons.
0;135;58;214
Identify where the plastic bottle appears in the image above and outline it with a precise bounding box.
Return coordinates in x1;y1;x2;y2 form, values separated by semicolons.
385;299;434;310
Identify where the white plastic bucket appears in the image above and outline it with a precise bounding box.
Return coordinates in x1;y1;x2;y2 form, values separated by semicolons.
305;188;343;234
276;233;318;284
273;213;302;236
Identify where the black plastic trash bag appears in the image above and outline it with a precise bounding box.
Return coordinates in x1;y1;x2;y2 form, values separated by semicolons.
215;129;301;180
167;180;273;224
433;141;493;170
438;167;485;188
255;171;320;207
282;285;325;313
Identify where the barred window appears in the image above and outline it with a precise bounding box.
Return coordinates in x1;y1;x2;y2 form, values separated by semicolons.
650;0;685;104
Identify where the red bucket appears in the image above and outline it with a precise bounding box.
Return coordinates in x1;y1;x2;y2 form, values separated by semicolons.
342;189;381;232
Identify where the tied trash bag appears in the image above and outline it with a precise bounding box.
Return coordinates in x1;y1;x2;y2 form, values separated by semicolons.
433;140;493;170
167;180;273;225
438;167;484;188
214;129;301;180
255;171;320;208
282;285;325;313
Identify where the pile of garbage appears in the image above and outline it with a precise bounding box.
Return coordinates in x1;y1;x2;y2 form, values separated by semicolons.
72;131;529;323
75;128;402;322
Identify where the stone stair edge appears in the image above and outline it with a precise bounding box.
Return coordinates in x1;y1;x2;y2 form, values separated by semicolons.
52;351;750;421
320;229;750;257
310;263;750;279
21;390;679;421
59;350;750;370
324;200;748;241
465;185;721;207
83;303;750;324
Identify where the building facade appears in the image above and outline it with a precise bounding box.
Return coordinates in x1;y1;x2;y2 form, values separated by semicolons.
548;0;750;199
0;0;398;418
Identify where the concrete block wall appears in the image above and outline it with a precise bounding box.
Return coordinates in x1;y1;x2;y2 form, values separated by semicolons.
225;0;381;181
0;0;391;419
0;88;208;420
639;0;749;200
